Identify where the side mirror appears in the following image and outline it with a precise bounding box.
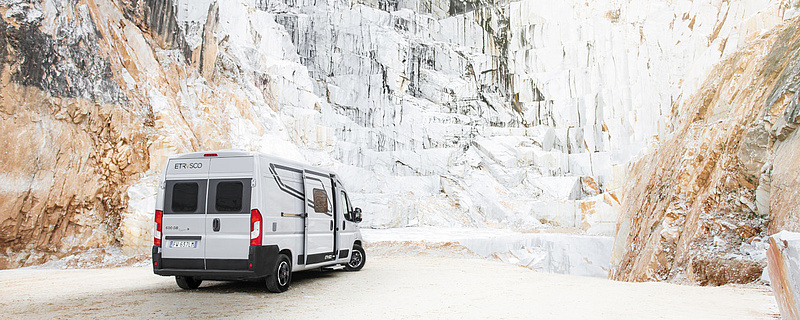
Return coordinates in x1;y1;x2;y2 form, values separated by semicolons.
353;207;362;223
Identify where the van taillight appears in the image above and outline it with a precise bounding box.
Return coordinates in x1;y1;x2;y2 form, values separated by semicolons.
204;153;218;157
250;209;262;246
154;210;163;246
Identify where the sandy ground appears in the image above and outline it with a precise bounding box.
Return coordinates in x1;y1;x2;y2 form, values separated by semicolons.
0;243;779;319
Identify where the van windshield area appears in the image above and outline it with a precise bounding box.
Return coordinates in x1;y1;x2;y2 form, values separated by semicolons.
341;191;353;221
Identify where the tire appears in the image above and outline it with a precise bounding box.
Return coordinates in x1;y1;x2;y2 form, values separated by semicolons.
344;244;366;271
175;276;202;290
266;254;292;293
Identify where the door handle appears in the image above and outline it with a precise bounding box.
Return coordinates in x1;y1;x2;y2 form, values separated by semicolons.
213;218;220;232
330;220;334;231
342;221;346;230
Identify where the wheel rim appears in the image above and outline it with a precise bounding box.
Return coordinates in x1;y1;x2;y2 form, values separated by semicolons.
348;250;362;268
277;261;290;286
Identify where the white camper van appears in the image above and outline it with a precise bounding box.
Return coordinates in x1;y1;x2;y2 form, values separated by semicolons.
152;150;365;292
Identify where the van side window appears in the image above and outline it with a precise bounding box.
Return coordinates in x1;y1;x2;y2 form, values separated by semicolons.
172;183;199;212
216;181;244;212
313;189;328;213
341;191;352;221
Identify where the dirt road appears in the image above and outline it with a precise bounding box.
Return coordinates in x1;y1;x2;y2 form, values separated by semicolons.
0;243;779;319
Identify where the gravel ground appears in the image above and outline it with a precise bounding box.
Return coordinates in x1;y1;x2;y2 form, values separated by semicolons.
0;242;779;319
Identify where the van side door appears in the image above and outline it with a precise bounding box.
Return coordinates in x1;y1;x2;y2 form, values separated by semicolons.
303;170;335;265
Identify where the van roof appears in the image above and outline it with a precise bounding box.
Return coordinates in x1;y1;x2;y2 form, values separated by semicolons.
172;150;255;159
169;150;337;177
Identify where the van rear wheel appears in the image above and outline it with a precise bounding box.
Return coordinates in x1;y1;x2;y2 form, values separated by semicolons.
344;244;365;271
175;276;202;290
266;254;291;293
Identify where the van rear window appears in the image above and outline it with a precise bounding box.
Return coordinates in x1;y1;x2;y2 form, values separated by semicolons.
216;181;243;212
172;183;199;212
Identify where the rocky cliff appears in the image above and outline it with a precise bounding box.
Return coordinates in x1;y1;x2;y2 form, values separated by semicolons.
0;0;152;268
610;16;800;285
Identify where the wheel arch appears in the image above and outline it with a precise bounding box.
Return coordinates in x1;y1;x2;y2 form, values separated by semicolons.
279;249;293;263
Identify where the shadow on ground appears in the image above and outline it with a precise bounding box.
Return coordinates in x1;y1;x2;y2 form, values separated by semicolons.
191;269;343;293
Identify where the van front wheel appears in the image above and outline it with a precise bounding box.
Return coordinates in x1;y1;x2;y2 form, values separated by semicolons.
175;276;202;290
344;245;365;271
266;254;292;293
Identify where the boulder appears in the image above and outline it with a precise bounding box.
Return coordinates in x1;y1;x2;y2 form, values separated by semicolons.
766;231;800;320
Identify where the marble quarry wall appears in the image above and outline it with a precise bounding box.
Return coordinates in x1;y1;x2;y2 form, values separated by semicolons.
0;0;798;286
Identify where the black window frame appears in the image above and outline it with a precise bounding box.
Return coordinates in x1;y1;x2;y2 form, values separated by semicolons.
207;178;252;214
164;180;207;214
214;181;244;212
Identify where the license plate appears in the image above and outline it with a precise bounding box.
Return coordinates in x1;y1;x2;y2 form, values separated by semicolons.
169;241;197;248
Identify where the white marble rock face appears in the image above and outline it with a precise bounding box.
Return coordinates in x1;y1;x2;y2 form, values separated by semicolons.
113;0;794;259
124;0;790;239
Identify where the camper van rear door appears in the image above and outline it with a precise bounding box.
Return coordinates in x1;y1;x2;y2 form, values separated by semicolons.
204;178;252;269
161;179;207;266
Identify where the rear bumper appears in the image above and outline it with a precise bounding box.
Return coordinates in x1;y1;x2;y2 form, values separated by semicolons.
152;245;280;281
